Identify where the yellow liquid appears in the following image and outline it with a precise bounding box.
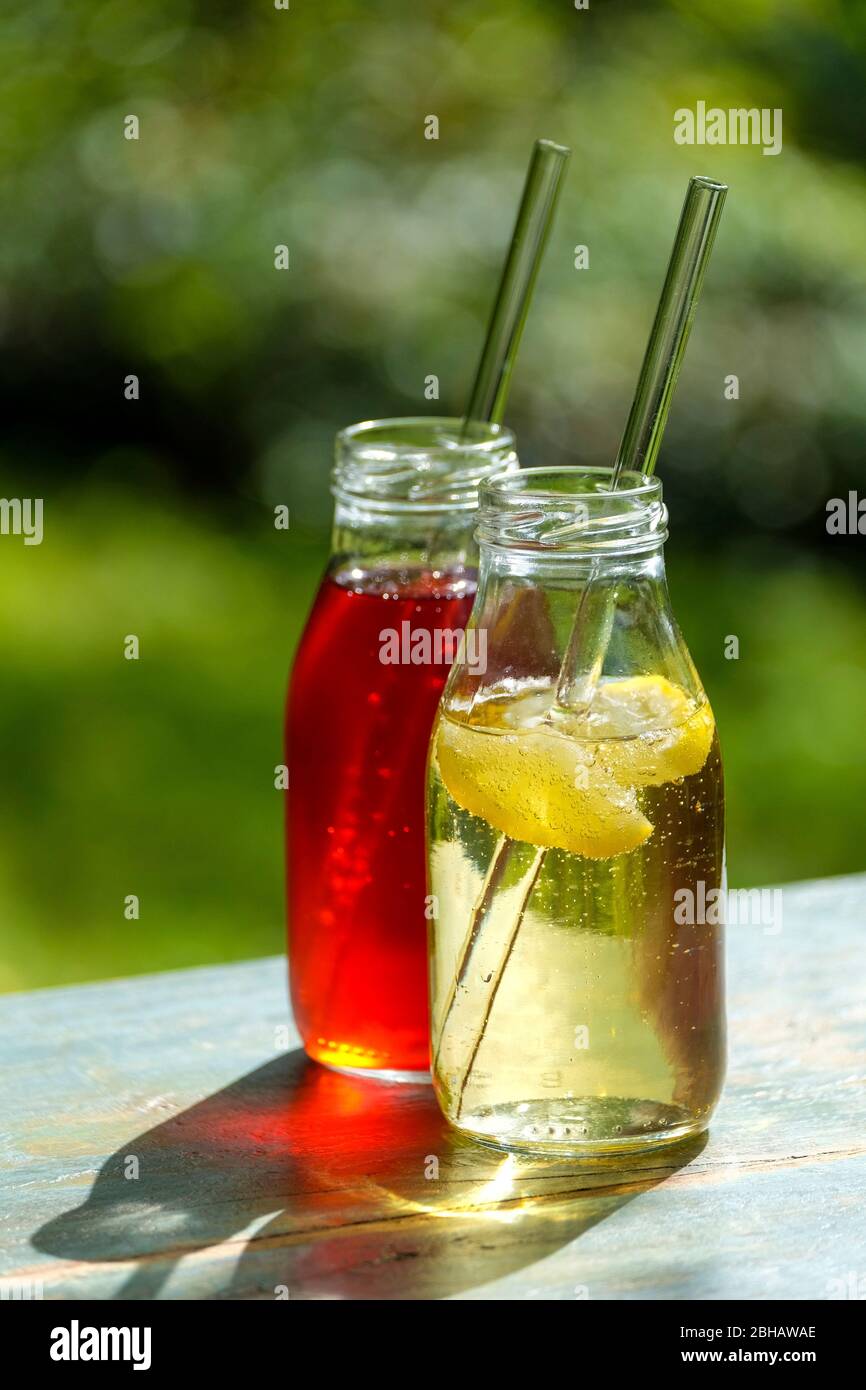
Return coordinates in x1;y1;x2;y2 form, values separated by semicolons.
427;676;725;1155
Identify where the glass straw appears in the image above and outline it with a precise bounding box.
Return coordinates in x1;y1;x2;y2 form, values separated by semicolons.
461;139;570;433
557;175;727;711
423;141;568;617
611;176;728;486
436;175;728;1118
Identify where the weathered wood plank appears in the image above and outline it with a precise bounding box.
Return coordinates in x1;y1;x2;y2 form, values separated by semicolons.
1;874;865;1300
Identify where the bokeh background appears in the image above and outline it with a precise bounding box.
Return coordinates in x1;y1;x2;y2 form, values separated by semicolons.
2;0;865;990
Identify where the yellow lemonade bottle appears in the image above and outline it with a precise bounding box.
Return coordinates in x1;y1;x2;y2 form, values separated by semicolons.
426;468;725;1154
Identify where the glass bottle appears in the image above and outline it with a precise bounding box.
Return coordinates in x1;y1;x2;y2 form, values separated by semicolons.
427;466;725;1151
286;417;518;1081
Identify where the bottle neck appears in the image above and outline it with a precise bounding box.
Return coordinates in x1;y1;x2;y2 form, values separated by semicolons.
448;535;700;713
330;498;479;581
440;468;702;715
328;415;518;584
479;538;667;586
476;465;668;569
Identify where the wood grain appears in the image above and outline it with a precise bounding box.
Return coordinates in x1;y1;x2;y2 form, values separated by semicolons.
1;874;865;1300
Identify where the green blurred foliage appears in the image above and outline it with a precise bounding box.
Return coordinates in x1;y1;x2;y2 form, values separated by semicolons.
1;0;865;989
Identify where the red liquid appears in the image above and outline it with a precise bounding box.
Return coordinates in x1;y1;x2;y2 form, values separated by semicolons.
286;567;475;1073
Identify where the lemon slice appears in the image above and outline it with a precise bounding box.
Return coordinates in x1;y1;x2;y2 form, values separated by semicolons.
436;718;653;858
595;677;715;788
434;675;714;860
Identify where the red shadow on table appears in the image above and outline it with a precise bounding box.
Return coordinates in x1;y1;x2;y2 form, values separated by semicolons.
34;1051;705;1299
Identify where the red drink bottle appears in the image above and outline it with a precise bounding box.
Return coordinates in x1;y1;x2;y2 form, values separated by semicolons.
285;418;517;1079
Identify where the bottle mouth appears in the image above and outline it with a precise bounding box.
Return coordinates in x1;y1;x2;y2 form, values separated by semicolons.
334;417;518;513
478;466;668;554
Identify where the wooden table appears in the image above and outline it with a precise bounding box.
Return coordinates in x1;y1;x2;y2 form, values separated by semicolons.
2;873;864;1301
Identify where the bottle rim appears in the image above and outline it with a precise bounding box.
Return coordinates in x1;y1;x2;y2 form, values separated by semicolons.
333;416;518;513
478;465;668;555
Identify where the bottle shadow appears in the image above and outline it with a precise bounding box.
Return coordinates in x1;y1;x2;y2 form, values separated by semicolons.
34;1050;706;1300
